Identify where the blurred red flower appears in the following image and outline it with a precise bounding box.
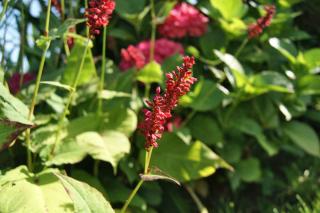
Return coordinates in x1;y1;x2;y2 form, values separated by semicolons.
119;38;184;71
8;73;35;95
158;3;208;38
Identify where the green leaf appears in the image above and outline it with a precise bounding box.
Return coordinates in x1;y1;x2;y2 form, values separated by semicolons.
0;84;33;151
283;121;320;157
188;114;222;145
115;0;146;15
46;139;87;166
248;71;294;94
298;75;320;95
49;18;85;38
140;167;181;186
71;170;108;198
104;179;147;211
136;61;163;84
200;27;227;57
76;131;130;172
235;158;261;182
99;90;131;99
180;79;224;111
56;173;114;213
62;38;97;86
40;81;74;92
214;50;247;88
109;27;135;41
219;18;247;36
104;107;138;137
303;48;320;70
269;37;298;64
210;0;247;20
234;117;278;156
145;133;232;182
0;166;112;213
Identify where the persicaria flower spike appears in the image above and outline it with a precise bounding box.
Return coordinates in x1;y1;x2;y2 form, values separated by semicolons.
85;0;116;36
139;56;197;149
248;5;276;39
158;3;209;38
119;45;146;70
119;39;184;71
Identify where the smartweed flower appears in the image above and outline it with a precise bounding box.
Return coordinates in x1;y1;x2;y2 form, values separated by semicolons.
119;45;146;71
158;3;208;38
139;56;197;149
85;0;116;36
119;39;184;71
248;5;276;39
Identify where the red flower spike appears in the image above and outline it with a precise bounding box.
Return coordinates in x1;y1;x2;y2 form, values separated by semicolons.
248;5;276;39
158;3;208;38
139;56;197;150
119;45;146;70
119;38;184;71
85;0;116;36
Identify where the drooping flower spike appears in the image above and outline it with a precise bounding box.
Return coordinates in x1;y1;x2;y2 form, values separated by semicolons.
158;2;208;38
139;56;197;149
85;0;116;36
248;5;276;39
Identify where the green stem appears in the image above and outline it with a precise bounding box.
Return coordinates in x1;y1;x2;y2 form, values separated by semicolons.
61;0;65;20
44;0;52;36
235;38;248;57
144;147;153;174
97;26;107;115
185;185;208;213
50;39;90;157
0;0;9;21
95;27;108;177
121;147;153;212
149;0;156;62
85;0;90;38
25;0;53;171
144;83;150;98
25;41;51;171
120;180;144;213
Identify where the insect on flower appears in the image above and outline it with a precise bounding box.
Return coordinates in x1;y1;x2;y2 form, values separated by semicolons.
139;56;197;150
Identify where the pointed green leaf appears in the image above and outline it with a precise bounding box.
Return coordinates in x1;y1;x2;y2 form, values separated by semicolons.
144;133;232;182
283;121;320;157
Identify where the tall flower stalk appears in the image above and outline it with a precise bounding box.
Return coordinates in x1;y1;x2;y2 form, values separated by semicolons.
121;56;197;213
25;0;52;171
50;39;90;157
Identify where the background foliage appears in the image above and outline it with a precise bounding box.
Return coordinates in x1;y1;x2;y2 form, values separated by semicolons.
0;0;320;212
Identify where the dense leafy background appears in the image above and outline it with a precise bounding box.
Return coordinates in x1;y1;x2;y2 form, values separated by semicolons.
0;0;320;212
